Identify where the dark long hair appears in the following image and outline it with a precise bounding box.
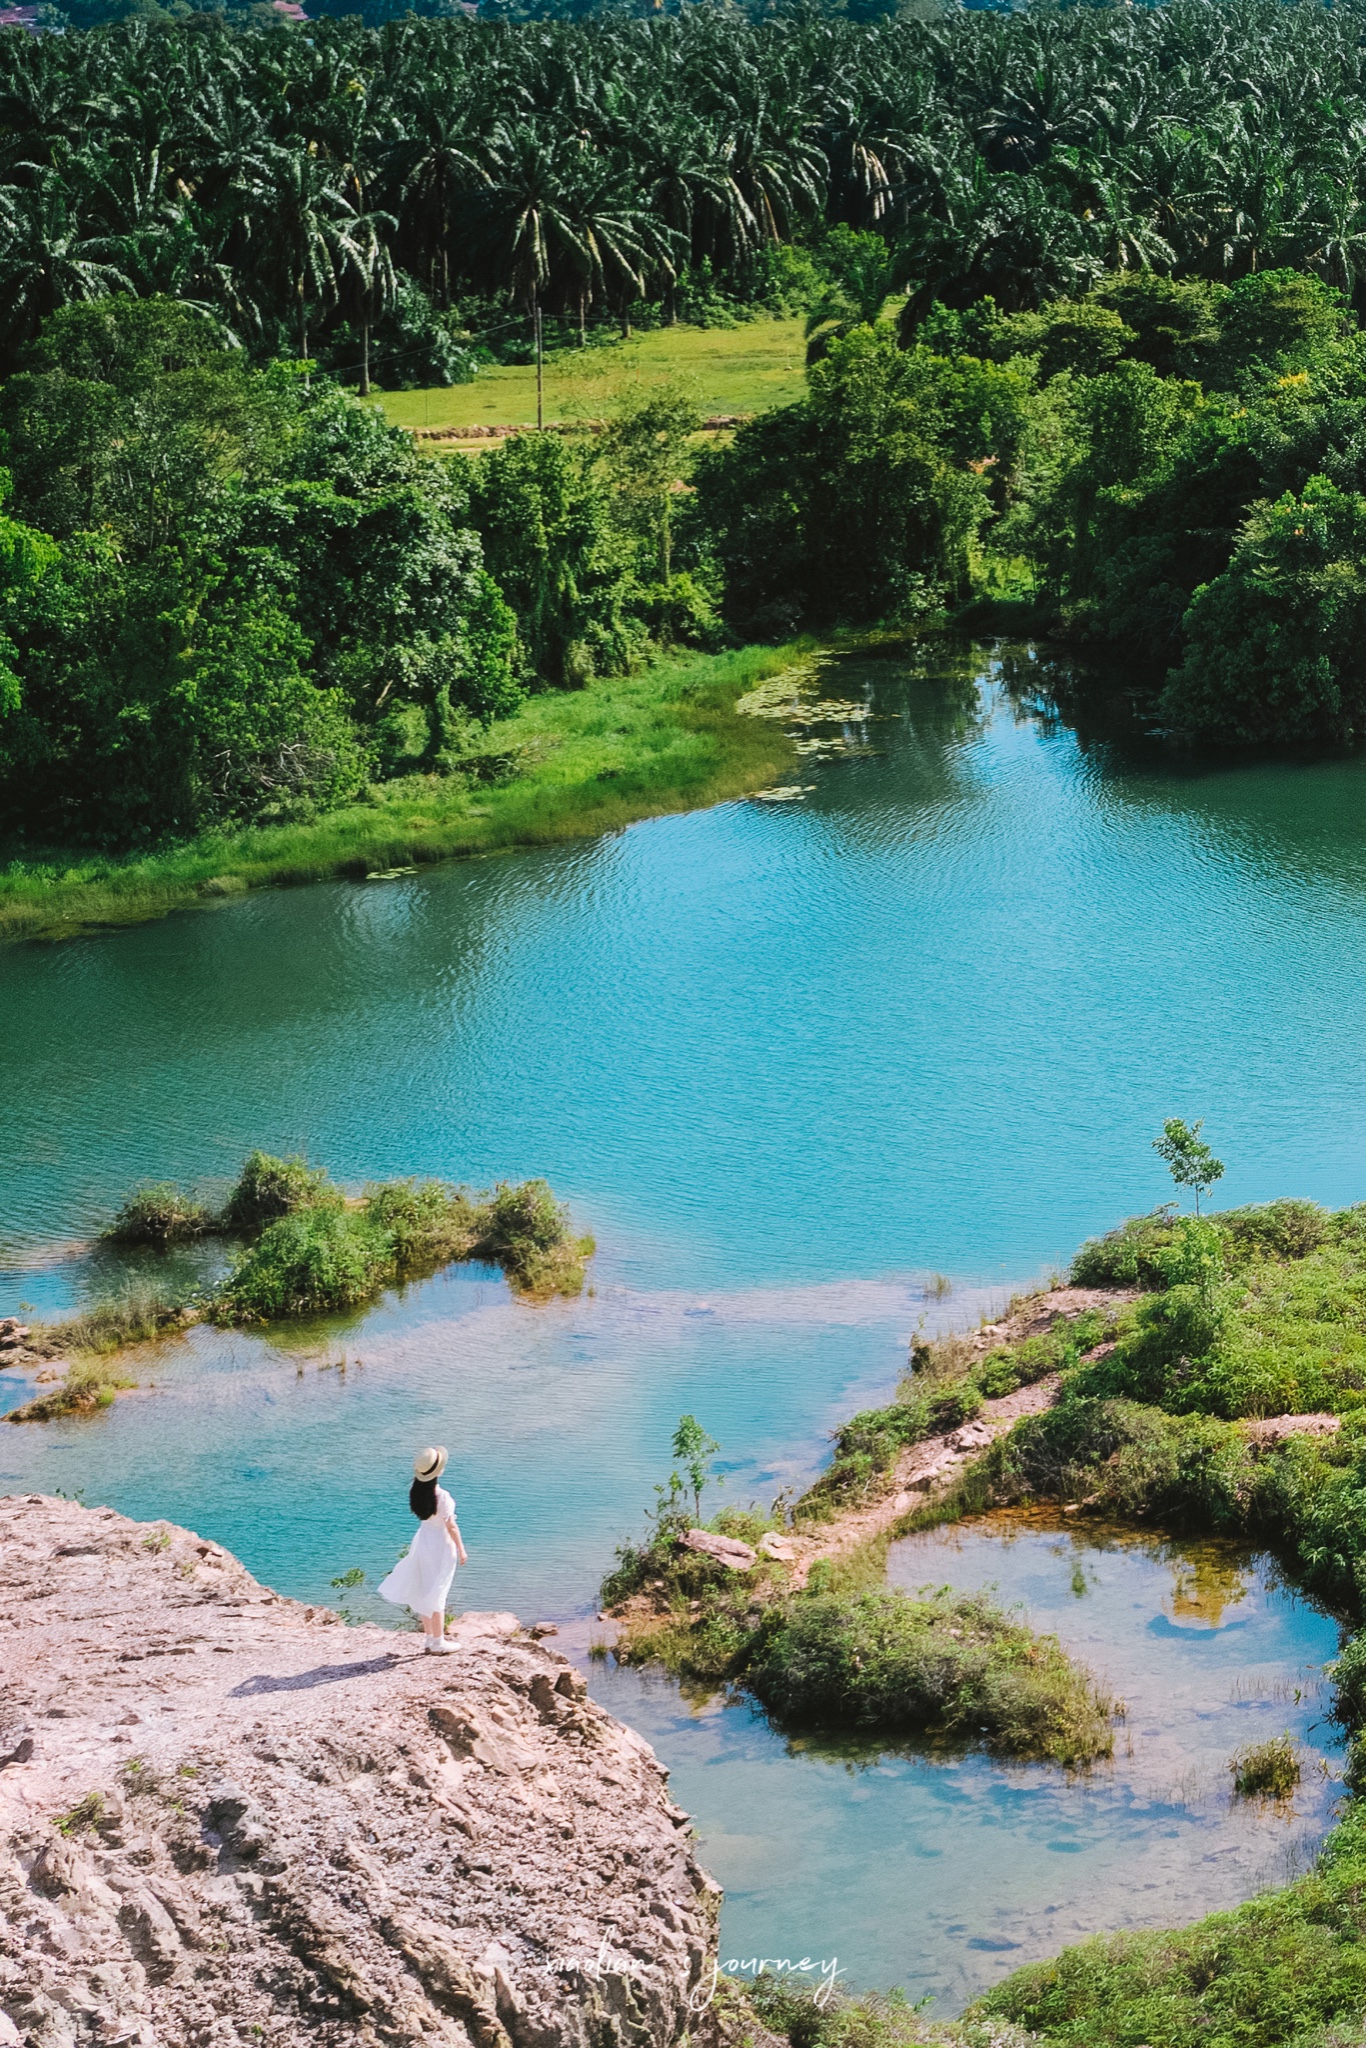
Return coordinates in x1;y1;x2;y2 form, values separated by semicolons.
409;1477;438;1520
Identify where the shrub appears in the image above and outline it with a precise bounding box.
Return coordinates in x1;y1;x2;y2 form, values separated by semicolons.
746;1587;1114;1766
214;1209;392;1321
1220;1199;1331;1263
1331;1632;1366;1730
472;1179;587;1294
104;1183;210;1247
363;1178;478;1267
1231;1734;1300;1799
978;1395;1258;1532
220;1151;340;1232
742;1977;953;2048
801;1401;928;1512
1070;1209;1178;1287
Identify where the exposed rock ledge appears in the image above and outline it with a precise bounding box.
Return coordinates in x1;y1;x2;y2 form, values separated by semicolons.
0;1495;718;2048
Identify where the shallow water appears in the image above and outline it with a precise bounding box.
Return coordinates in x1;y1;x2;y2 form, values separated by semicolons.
592;1517;1345;2013
5;640;1366;1997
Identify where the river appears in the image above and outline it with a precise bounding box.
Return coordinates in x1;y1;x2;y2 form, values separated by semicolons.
3;639;1364;2009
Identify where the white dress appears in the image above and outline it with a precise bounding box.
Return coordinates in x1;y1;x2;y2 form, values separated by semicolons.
377;1486;459;1615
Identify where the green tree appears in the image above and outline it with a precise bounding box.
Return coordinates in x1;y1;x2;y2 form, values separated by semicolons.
803;226;904;365
670;1414;719;1525
1154;1118;1226;1215
1162;476;1366;747
468;432;637;684
599;386;701;641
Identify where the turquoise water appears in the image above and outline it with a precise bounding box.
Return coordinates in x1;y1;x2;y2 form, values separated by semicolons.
593;1518;1345;2013
4;640;1366;1999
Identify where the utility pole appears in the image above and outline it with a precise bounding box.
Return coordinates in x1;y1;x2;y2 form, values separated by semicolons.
534;300;544;430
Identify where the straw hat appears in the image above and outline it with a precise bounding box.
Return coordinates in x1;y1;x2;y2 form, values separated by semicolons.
413;1446;448;1481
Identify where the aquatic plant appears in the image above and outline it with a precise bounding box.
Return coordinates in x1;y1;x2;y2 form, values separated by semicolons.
362;1178;479;1266
7;1356;136;1423
747;1588;1114;1768
213;1209;393;1322
47;1287;192;1356
220;1152;341;1232
103;1183;210;1247
210;1168;589;1321
471;1179;593;1295
1231;1734;1300;1800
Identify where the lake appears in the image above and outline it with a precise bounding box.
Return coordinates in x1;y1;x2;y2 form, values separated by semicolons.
4;639;1365;2005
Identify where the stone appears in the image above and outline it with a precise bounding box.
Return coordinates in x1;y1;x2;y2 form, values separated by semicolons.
677;1531;756;1571
0;1495;716;2048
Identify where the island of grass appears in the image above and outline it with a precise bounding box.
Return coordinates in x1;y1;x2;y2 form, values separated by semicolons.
6;1150;589;1423
606;1189;1366;2047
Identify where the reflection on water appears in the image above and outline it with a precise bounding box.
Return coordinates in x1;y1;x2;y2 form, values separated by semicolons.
11;645;1366;1308
588;1515;1345;2015
5;641;1366;1998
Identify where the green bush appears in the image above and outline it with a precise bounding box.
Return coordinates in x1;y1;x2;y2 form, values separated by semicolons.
1070;1209;1178;1287
214;1209;392;1321
220;1151;340;1232
1330;1632;1366;1730
363;1178;478;1267
472;1178;586;1293
104;1183;210;1247
747;1587;1114;1766
1220;1199;1331;1263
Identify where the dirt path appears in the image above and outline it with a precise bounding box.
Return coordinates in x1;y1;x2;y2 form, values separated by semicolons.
763;1286;1136;1589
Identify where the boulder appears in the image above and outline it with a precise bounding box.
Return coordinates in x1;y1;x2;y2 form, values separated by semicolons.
677;1530;756;1571
0;1495;717;2048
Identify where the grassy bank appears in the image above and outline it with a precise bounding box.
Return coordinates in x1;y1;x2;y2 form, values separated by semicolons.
371;318;808;439
0;643;802;946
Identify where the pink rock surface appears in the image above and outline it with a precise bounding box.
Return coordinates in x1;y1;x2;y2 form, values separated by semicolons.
0;1495;716;2048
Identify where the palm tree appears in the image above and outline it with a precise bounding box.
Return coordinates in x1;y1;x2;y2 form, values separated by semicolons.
241;142;355;368
0;172;131;355
337;205;397;396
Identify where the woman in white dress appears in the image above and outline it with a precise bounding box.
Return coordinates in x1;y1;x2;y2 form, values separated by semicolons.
377;1446;468;1653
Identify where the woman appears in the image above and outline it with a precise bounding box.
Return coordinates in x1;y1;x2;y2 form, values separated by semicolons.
377;1446;468;1653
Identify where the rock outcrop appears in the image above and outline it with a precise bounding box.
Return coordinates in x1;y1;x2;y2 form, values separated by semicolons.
0;1496;718;2048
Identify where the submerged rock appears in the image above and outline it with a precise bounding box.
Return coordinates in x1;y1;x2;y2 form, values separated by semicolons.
0;1496;717;2048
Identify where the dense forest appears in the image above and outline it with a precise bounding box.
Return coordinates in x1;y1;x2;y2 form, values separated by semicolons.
7;2;1366;854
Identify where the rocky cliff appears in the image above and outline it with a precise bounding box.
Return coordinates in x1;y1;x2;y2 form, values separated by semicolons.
0;1496;718;2048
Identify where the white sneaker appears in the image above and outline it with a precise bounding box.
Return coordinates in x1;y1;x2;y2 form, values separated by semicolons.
425;1636;456;1654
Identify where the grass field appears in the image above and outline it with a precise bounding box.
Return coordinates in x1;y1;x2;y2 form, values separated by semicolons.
0;642;805;947
371;317;809;436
